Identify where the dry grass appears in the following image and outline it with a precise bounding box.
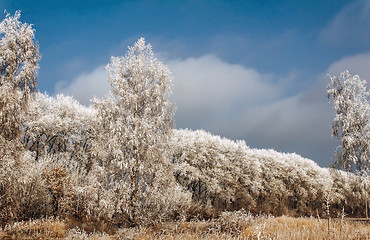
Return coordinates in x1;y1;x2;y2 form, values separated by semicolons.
0;215;369;239
242;216;370;240
0;217;66;239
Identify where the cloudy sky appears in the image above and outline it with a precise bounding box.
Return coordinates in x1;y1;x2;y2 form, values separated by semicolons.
2;0;370;167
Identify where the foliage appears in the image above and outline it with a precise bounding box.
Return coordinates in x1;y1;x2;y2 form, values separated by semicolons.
0;10;39;141
327;71;370;174
23;93;97;164
171;129;368;217
0;11;47;223
0;11;369;232
80;38;190;226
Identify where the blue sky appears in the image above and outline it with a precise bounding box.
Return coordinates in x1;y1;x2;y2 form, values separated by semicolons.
1;0;370;167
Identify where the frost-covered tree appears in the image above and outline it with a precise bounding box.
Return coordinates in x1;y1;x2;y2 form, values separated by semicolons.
0;11;39;141
171;129;329;216
23;93;97;163
90;38;189;225
171;128;368;217
327;71;370;175
0;11;49;222
2;10;369;226
22;93;98;217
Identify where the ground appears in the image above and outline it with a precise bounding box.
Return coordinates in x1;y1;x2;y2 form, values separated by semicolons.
1;215;369;239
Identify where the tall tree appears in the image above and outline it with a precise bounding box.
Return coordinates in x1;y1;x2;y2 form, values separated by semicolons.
91;38;189;225
327;71;370;219
0;11;48;222
0;11;39;141
327;71;369;174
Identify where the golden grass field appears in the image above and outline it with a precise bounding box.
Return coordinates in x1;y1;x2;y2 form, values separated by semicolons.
0;215;369;240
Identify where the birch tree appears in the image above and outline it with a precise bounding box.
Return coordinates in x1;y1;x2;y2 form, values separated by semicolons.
0;11;50;222
0;10;39;141
328;71;370;218
91;38;189;225
327;71;370;174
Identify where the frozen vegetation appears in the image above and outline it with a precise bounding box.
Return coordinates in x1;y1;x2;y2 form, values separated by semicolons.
171;129;368;217
0;11;369;238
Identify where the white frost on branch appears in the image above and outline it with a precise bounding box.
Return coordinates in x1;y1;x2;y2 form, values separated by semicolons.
327;71;370;175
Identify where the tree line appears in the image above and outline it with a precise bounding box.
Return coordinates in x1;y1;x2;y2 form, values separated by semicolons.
0;11;369;228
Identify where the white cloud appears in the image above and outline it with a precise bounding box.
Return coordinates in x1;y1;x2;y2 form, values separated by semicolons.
320;0;370;47
55;65;110;105
326;52;370;80
233;93;337;163
169;55;283;128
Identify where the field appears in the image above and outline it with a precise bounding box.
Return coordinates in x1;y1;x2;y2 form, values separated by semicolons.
1;214;369;240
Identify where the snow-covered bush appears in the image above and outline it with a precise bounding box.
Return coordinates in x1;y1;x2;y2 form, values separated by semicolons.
330;169;367;216
171;129;259;217
0;151;52;222
171;129;369;217
21;93;97;219
23;93;97;165
217;209;252;235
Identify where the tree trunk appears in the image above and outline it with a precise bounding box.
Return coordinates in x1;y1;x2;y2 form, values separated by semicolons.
366;182;368;220
129;166;138;226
